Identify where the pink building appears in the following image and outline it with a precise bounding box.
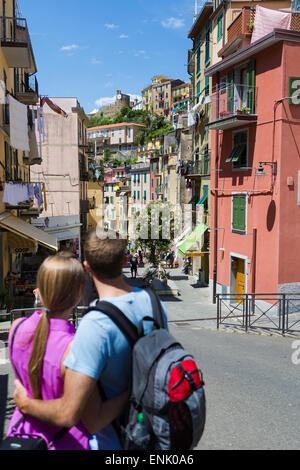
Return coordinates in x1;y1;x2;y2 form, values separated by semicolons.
206;17;300;300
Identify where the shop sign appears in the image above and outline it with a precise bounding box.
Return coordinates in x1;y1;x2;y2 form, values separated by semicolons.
288;77;300;105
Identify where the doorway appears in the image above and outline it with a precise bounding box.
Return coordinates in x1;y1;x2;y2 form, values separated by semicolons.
230;255;246;303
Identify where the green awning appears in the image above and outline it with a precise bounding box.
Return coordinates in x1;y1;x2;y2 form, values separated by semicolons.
197;185;209;206
178;223;208;256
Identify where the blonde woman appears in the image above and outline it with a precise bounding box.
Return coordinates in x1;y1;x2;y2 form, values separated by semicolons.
7;254;127;450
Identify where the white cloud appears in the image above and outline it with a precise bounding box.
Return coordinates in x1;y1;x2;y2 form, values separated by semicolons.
119;34;129;39
105;23;118;30
60;44;79;51
161;17;185;29
104;82;114;88
95;96;116;108
91;58;102;65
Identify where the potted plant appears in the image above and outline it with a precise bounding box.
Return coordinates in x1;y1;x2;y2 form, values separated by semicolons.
236;107;250;115
248;19;255;33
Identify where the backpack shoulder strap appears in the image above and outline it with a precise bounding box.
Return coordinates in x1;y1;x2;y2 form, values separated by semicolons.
85;301;139;348
144;287;166;329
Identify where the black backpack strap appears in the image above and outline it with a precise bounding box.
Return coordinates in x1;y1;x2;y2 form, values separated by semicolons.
144;287;166;329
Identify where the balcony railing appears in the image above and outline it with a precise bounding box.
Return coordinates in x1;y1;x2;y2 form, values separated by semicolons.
188;158;211;177
15;75;39;105
0;16;34;70
207;84;258;130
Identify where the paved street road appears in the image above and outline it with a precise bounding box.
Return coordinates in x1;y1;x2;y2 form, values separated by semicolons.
0;266;299;449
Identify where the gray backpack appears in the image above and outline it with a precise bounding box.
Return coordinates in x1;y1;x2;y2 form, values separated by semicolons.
86;288;206;450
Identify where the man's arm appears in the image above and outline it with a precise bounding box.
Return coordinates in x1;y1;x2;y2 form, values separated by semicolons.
14;368;96;429
14;372;129;433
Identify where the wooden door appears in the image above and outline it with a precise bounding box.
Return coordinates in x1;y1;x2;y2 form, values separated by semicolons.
236;258;245;303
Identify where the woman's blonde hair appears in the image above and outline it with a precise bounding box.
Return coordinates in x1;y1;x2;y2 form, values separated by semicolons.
28;255;85;399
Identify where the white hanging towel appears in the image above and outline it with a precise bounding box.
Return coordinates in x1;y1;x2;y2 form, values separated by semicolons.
37;106;46;142
8;95;30;151
0;80;5;104
251;6;291;44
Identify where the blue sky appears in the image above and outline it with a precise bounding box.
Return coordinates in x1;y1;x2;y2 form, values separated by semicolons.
20;0;198;113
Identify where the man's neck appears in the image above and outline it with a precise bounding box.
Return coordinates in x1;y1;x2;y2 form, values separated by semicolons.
93;274;134;300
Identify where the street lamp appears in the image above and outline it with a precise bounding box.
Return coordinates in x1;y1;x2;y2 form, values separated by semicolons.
255;161;277;177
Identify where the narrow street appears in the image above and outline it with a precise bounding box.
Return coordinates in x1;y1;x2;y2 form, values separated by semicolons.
1;268;299;449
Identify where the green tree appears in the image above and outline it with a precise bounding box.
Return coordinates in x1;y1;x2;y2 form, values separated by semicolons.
133;201;180;266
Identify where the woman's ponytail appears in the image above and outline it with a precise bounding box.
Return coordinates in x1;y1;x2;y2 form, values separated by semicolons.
28;312;50;399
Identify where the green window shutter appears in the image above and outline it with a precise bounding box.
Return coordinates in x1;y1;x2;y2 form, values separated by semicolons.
196;36;201;74
134;191;136;199
246;60;256;114
133;174;136;183
205;76;209;96
232;195;246;231
138;191;140;200
217;14;223;42
205;23;210;64
144;174;147;183
227;70;234;112
151;179;154;187
137;174;140;183
144;190;146;200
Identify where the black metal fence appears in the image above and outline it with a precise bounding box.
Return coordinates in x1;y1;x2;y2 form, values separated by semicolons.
216;293;300;335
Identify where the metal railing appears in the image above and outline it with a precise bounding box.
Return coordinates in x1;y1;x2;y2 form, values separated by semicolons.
209;84;257;122
216;293;300;335
0;16;29;44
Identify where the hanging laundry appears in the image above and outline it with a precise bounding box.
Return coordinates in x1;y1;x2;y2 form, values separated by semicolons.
251;6;291;44
37;106;46;142
42;183;47;212
34;183;43;207
8;95;30;151
0;80;5;105
40;97;68;117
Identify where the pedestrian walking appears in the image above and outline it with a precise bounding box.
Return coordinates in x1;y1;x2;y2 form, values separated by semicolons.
14;229;168;450
8;254;127;450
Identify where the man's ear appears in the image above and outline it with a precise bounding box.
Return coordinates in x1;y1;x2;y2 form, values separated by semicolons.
83;260;92;273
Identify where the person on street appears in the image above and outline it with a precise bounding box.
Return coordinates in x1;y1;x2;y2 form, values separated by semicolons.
13;229;168;450
130;254;138;278
8;253;127;450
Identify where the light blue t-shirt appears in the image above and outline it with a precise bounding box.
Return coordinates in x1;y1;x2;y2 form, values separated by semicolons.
64;287;168;450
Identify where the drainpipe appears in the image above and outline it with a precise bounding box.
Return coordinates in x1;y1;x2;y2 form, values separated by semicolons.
213;72;220;304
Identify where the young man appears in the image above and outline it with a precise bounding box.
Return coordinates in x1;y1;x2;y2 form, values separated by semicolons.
13;228;168;450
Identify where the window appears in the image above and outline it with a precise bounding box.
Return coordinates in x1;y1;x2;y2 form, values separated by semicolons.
144;190;147;200
151;179;154;187
144;174;147;183
217;13;223;42
226;130;248;168
232;194;246;232
196;81;200;103
166;92;168;98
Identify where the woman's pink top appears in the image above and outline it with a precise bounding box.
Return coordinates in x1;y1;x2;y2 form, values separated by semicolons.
7;311;90;450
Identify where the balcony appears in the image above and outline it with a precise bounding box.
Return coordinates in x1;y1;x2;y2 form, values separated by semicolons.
15;75;39;105
219;7;300;58
206;84;257;131
188;158;211;178
80;199;90;213
0;17;36;72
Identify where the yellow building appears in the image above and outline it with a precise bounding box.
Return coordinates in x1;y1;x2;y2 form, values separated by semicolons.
0;2;58;309
87;181;104;232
